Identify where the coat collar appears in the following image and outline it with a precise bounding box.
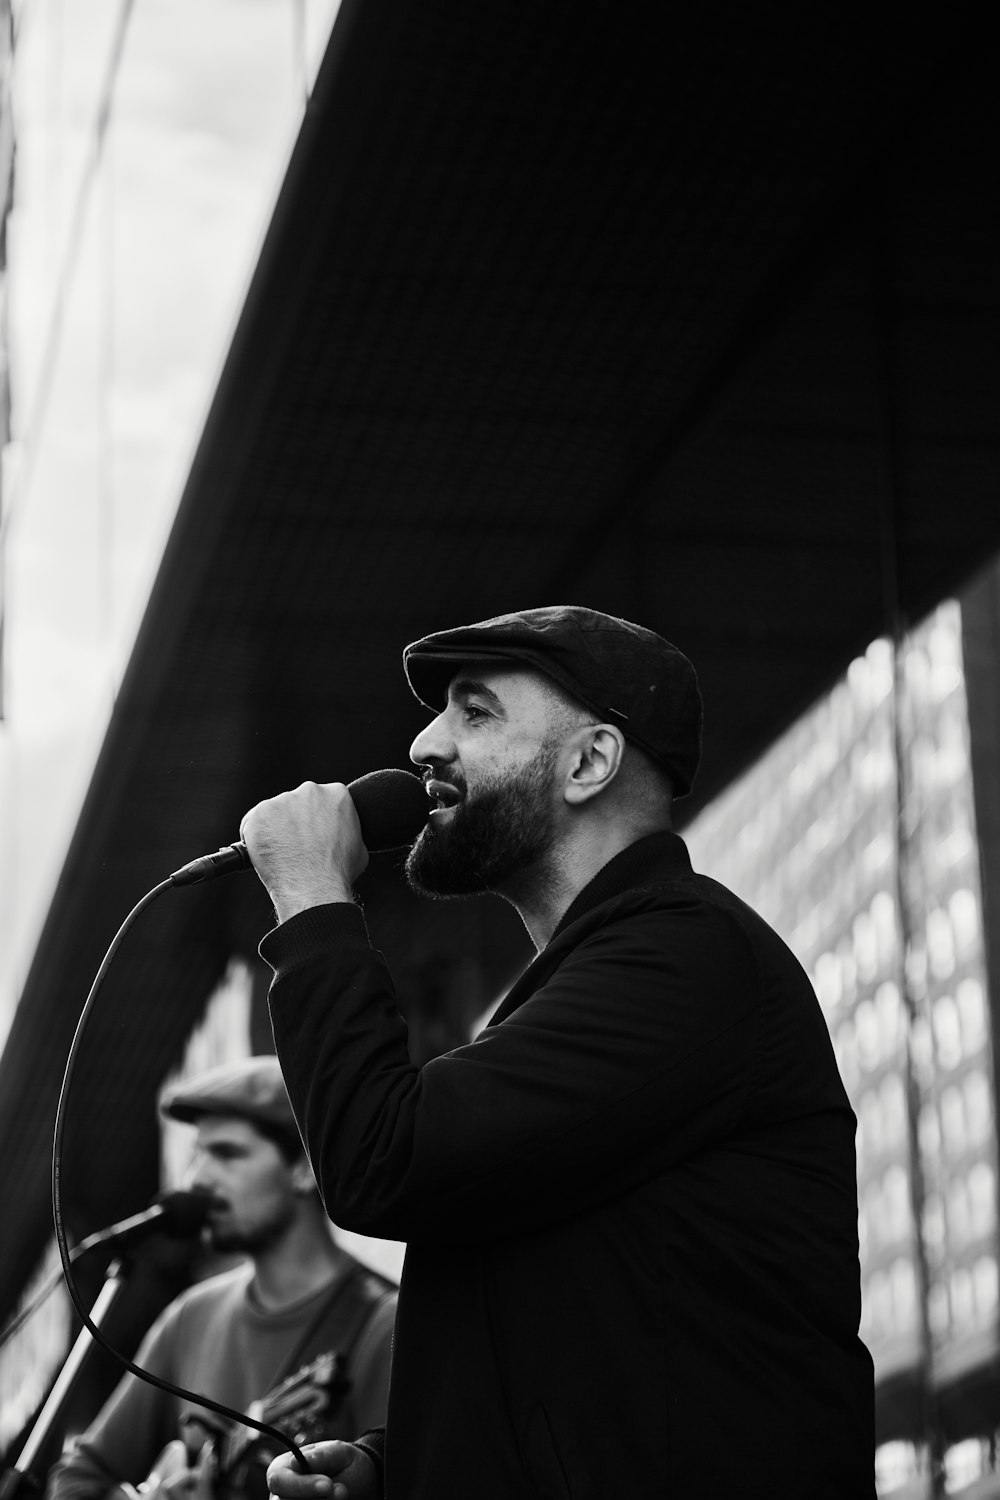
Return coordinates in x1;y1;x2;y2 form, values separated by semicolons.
551;829;693;940
488;831;693;1028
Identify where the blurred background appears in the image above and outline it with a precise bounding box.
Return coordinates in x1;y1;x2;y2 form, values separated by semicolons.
1;2;999;1494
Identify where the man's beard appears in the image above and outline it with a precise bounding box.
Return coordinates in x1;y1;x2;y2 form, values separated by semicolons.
406;744;558;898
206;1202;296;1255
209;1217;289;1255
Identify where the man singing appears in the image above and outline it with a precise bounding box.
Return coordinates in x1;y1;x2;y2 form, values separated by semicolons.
241;606;875;1499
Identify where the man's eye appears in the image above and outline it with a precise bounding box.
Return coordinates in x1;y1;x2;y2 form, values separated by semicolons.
463;703;488;721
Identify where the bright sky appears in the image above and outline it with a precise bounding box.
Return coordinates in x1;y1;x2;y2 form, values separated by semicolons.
0;0;340;1032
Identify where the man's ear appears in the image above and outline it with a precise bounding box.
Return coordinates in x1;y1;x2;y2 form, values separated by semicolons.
563;725;626;806
291;1156;317;1196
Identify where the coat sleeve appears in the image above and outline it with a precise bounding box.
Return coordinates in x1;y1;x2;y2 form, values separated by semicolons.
263;894;762;1243
345;1291;397;1432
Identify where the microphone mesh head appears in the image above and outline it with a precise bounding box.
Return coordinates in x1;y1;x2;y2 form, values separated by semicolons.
152;1190;212;1238
349;769;428;851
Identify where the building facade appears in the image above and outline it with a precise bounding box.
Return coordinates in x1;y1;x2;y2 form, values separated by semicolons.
686;592;1000;1498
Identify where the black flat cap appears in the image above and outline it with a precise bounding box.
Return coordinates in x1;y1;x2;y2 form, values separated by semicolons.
403;605;702;796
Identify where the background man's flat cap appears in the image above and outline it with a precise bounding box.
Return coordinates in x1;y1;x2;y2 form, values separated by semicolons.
160;1055;296;1134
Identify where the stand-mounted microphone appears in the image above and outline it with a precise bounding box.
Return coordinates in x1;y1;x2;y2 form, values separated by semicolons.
74;1190;211;1256
169;768;429;885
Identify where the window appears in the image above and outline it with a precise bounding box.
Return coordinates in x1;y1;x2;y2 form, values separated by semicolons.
946;1178;971;1251
879;1072;907;1148
855;1000;880;1071
950;888;980;952
932;994;962;1070
939;1085;966;1156
956;978;987;1051
973;1256;998;1318
927;909;956;981
963;1070;993;1144
968;1163;996;1239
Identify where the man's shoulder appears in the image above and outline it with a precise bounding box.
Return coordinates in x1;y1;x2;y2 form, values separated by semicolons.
582;851;791;952
563;867;757;949
495;872;756;1020
686;871;806;963
554;830;764;943
549;862;809;998
615;871;812;987
338;1253;399;1310
346;1263;399;1348
161;1261;253;1325
127;1263;252;1370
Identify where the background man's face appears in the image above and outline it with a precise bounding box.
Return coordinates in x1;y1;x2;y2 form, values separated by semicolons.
406;667;568;896
187;1114;300;1253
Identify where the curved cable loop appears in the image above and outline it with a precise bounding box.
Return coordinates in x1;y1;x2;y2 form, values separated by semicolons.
52;877;311;1472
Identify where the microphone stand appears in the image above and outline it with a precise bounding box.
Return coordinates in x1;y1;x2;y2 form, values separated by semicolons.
0;1256;132;1500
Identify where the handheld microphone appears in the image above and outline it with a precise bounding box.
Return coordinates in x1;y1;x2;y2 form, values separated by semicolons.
74;1190;211;1256
170;768;429;886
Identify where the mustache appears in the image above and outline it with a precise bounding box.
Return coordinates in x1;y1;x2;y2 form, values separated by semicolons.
190;1192;228;1212
422;769;467;796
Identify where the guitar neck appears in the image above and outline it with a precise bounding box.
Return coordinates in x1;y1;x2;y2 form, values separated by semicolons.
214;1351;345;1477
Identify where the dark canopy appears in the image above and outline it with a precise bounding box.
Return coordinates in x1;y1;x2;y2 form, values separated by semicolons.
2;0;998;1393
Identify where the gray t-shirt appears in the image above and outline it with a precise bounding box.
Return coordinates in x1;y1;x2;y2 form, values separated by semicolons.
46;1260;396;1500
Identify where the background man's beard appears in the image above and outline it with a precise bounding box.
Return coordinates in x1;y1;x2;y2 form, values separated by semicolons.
209;1210;294;1255
406;748;558;898
210;1226;257;1253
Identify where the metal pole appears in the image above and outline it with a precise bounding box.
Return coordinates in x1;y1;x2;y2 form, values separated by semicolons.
0;1258;130;1500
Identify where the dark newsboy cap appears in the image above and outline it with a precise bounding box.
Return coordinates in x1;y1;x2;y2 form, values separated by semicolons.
160;1055;296;1135
403;605;702;796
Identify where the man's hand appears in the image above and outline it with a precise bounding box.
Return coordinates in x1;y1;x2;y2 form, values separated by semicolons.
266;1442;378;1500
134;1439;217;1500
240;782;369;923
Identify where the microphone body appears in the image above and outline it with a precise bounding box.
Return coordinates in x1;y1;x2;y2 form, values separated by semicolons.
171;768;428;886
75;1191;211;1256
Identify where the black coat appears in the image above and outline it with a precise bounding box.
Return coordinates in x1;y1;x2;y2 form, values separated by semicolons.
264;832;875;1497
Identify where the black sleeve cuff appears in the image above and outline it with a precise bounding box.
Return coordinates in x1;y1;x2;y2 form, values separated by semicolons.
350;1428;386;1497
258;902;372;972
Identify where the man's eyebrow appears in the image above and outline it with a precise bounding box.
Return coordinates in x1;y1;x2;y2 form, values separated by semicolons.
450;677;506;712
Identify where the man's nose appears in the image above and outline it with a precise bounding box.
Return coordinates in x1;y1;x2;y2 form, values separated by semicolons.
409;712;454;768
185;1157;215;1195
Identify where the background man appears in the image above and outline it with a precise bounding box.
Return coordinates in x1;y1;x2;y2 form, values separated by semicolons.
46;1056;396;1500
241;605;875;1499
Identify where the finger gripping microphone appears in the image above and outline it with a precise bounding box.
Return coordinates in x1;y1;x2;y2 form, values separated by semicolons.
170;768;428;886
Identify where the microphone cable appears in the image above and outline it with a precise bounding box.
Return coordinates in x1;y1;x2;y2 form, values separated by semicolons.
51;875;313;1473
47;769;425;1470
